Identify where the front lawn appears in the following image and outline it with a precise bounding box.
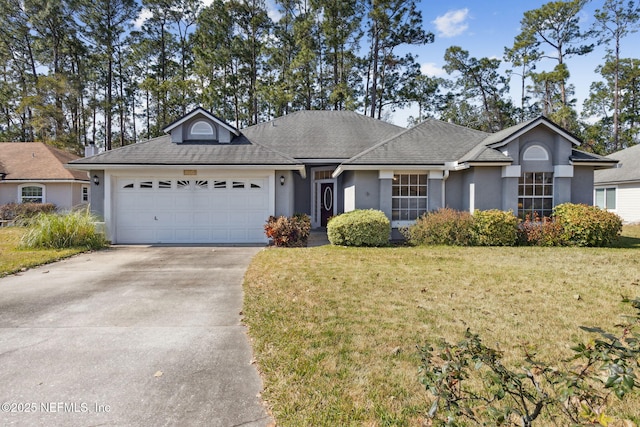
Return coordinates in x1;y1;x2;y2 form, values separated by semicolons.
243;225;640;426
0;227;87;277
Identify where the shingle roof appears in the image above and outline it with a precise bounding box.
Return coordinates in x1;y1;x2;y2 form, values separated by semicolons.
241;110;405;159
342;119;493;165
68;134;302;166
0;142;88;181
594;144;640;184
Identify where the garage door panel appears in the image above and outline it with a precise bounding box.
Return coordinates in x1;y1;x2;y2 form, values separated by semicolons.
115;177;270;244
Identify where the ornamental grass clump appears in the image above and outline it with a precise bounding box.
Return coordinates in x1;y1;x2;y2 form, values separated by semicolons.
327;209;390;246
20;209;108;250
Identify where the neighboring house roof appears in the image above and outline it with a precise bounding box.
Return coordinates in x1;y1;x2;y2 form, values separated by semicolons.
68;134;304;168
594;144;640;184
0;142;88;181
341;118;493;166
240;110;405;160
163;107;241;136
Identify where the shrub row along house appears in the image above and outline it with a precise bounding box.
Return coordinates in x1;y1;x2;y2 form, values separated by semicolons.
66;108;617;244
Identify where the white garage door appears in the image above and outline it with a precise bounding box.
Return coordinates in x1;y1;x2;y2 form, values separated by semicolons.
114;177;270;244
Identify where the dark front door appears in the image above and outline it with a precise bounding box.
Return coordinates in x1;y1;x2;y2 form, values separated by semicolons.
320;182;334;227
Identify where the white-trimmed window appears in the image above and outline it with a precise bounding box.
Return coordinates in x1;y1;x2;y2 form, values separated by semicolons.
20;184;44;203
522;145;549;161
392;173;428;223
82;186;89;202
518;172;553;218
190;120;214;136
595;187;616;210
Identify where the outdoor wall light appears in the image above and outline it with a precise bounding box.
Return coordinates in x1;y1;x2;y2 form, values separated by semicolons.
280;175;285;186
93;174;100;186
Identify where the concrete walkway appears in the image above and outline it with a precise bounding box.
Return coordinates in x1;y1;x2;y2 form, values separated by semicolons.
0;246;273;427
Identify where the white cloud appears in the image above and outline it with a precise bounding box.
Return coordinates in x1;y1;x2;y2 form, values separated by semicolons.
432;8;470;38
421;62;446;77
267;0;282;22
134;8;153;30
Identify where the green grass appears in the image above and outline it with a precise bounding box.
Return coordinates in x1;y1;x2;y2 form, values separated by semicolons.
243;225;640;426
0;227;88;277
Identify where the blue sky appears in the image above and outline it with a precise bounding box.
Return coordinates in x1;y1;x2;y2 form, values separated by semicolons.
392;0;640;125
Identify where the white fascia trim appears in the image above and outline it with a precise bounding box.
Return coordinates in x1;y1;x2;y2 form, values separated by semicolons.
464;162;512;167
571;161;619;167
334;164;447;178
298;158;346;163
67;164;305;172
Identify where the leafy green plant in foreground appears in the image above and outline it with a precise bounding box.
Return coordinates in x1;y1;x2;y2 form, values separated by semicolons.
419;298;640;426
20;209;108;250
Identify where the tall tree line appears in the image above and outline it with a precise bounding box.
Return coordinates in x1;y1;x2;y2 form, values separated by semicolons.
0;0;639;154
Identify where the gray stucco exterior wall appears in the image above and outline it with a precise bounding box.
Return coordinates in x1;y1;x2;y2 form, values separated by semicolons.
427;177;444;211
501;177;519;213
275;170;295;217
344;170;380;210
293;170;310;214
444;172;464;211
90;170;105;219
572;166;594;205
471;167;502;211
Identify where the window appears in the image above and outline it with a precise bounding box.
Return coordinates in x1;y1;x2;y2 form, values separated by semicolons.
392;174;427;222
190;120;214;136
20;185;44;203
158;180;172;189
518;172;553;218
522;145;549;161
82;186;89;202
140;181;153;189
595;187;616;210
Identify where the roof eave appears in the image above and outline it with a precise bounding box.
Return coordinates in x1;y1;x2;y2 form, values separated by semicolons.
65;163;305;172
333;163;448;178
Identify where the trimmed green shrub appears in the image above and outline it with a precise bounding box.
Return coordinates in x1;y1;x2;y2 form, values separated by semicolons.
472;209;518;246
517;213;566;246
264;214;311;247
327;209;390;247
553;203;622;247
402;208;474;246
0;202;56;223
20;209;109;250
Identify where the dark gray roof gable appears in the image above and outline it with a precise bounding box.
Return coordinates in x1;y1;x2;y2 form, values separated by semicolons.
68;134;302;167
340;118;492;166
241;110;405;159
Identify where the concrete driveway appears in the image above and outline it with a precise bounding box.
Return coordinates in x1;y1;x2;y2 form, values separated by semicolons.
0;246;272;427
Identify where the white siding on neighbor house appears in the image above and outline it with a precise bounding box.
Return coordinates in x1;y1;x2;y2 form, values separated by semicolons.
612;183;640;224
0;182;86;210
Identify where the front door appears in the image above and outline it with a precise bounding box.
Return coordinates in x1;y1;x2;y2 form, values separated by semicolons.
320;182;334;227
